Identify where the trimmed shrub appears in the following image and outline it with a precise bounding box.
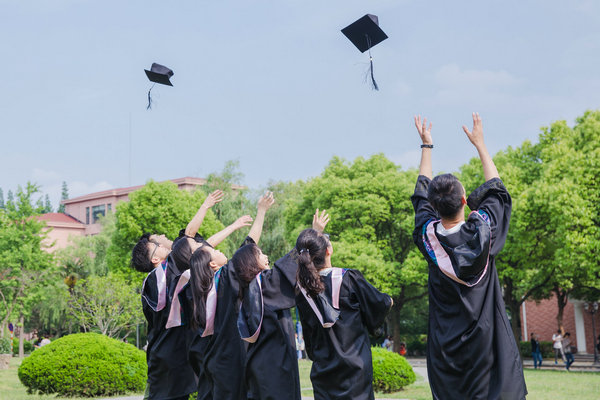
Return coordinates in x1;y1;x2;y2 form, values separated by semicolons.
18;332;146;397
12;338;34;355
0;338;11;354
519;341;555;359
372;347;416;393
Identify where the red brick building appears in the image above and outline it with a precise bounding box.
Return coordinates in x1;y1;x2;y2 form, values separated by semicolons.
520;297;599;354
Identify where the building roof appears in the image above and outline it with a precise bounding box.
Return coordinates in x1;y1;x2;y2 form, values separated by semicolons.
61;176;239;205
37;213;86;229
37;213;82;224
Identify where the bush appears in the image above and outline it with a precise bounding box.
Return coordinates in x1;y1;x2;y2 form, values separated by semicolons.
519;341;555;359
0;338;11;354
18;332;146;397
12;338;34;355
371;347;416;393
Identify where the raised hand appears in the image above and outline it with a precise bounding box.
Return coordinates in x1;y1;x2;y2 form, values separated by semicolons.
462;112;484;148
312;209;330;233
414;115;433;145
257;191;275;212
232;215;253;230
202;190;225;209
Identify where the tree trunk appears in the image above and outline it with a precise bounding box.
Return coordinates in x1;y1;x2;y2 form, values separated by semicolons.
503;277;523;342
18;314;24;358
553;285;569;332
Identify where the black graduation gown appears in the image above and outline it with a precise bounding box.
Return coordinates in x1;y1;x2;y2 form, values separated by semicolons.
295;268;392;400
411;175;527;400
141;256;198;400
237;251;301;400
169;235;250;400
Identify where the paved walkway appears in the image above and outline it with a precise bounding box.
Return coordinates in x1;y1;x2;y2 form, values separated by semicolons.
104;358;430;400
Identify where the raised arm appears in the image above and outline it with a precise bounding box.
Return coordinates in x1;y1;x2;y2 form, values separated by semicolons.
184;190;225;237
414;115;433;179
248;191;275;244
462;112;499;181
206;215;253;247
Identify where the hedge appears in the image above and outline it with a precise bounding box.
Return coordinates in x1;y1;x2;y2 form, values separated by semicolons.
0;338;10;354
18;332;146;397
519;341;556;359
372;347;416;393
12;338;34;355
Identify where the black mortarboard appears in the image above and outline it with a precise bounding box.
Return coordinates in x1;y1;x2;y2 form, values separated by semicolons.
341;14;388;90
144;63;174;110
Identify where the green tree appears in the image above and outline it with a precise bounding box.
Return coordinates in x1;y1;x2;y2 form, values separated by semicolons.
106;180;225;282
57;181;68;213
43;195;53;213
0;183;56;355
0;188;4;209
67;274;145;338
285;154;428;340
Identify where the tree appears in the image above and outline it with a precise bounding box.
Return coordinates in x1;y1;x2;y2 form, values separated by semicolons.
0;188;4;209
106;180;226;283
43;195;53;214
57;181;68;213
0;183;56;354
67;274;144;338
285;154;428;340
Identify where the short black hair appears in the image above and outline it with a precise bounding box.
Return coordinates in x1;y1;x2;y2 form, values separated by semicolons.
427;173;464;218
131;233;154;273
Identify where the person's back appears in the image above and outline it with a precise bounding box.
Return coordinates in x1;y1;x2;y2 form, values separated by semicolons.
411;113;526;400
294;226;392;400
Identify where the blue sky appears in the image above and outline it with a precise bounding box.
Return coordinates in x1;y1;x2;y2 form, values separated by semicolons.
2;0;599;206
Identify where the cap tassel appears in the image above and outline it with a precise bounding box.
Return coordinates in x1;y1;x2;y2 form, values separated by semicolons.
146;83;155;110
366;35;379;91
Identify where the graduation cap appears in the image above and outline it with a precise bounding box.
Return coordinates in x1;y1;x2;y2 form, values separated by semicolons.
341;14;388;90
144;63;174;110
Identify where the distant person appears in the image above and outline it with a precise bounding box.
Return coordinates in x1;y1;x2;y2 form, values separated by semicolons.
562;332;574;370
296;333;303;359
399;342;407;356
39;336;51;347
552;329;565;364
411;113;527;400
530;333;542;369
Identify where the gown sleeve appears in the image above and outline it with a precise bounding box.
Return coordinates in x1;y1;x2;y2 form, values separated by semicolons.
411;175;439;249
466;177;512;256
346;270;392;335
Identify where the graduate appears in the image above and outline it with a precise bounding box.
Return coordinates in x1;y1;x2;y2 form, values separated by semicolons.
166;192;274;400
294;223;393;400
131;190;225;400
411;113;527;400
233;209;329;400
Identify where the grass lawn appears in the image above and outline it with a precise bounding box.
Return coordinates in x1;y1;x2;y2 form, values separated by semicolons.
2;357;599;400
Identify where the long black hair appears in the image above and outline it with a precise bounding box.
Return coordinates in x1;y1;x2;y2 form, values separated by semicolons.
295;228;329;298
232;243;262;298
188;247;214;330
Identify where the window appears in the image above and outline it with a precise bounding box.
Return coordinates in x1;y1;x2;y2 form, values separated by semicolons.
92;205;106;223
107;203;112;212
85;207;90;224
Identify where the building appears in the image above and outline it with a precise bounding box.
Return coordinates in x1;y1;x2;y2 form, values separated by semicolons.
39;177;236;249
520;296;600;355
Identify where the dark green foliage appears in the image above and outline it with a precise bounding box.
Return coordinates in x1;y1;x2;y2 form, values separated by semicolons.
0;337;11;353
519;341;555;359
18;332;146;397
12;338;34;355
371;347;416;393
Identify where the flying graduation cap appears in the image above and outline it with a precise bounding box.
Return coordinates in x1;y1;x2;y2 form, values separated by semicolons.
144;63;174;110
341;14;388;90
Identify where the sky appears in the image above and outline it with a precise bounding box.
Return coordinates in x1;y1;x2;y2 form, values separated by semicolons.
1;0;599;207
